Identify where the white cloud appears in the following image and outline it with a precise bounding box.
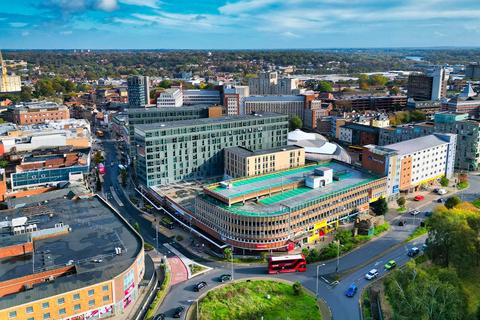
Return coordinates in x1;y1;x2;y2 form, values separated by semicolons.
282;31;301;38
60;30;73;35
97;0;118;11
219;0;280;15
9;22;28;28
113;17;149;25
21;31;30;36
120;0;160;8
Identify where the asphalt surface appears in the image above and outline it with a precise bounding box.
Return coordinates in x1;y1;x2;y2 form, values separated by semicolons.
99;134;480;320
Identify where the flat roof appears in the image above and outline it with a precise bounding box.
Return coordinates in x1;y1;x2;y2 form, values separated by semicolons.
383;134;453;155
244;95;305;102
136;112;286;132
202;161;380;216
0;191;142;310
225;145;302;158
126;104;212;114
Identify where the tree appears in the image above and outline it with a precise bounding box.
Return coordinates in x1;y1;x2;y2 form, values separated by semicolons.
369;74;389;87
440;176;449;187
358;74;369;90
317;81;333;92
292;281;303;296
397;196;406;208
93;151;104;164
0;159;8;168
223;247;233;260
445;196;461;209
120;169;127;187
19;86;32;102
289;116;302;130
370;197;388;215
133;222;141;233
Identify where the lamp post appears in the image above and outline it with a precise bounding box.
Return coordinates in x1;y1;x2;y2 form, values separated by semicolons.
316;263;326;297
231;245;235;281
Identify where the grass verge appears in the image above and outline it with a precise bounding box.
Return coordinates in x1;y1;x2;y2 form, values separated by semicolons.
189;263;207;275
198;280;321;320
361;288;372;320
145;265;171;320
404;226;428;242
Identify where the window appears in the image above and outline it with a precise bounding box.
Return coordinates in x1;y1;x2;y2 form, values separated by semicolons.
88;289;94;296
88;299;95;307
58;297;65;305
73;293;80;300
59;308;66;315
43;313;51;320
103;295;110;302
42;302;49;309
102;285;109;292
74;304;81;311
27;318;34;320
26;306;34;314
8;311;16;318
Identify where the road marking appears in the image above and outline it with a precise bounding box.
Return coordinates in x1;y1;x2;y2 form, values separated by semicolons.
109;186;124;206
321;276;330;284
374;260;382;266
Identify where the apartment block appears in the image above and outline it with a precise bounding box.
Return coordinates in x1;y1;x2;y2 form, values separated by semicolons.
224;145;305;178
127;75;150;108
242;95;305;119
362;133;456;196
6;102;70;125
134;113;289;186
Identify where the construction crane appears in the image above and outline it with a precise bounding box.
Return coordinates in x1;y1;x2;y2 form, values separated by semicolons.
0;50;8;92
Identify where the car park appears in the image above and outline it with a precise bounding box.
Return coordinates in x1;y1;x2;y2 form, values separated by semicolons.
407;247;420;257
365;269;379;280
173;306;185;318
345;283;358;297
194;281;207;292
384;260;397;270
220;274;232;282
414;195;425;201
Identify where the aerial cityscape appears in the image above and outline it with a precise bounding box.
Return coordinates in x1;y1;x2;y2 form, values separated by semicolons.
1;1;480;320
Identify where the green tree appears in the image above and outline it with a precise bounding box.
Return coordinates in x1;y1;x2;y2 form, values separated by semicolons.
93;151;104;164
133;222;141;233
369;74;389;87
397;196;406;208
223;247;233;260
370;197;388;215
289;116;302;130
445;196;461;209
0;159;8;168
292;281;303;296
410;110;427;122
440;176;449;187
19;86;32;102
120;169;127;187
358;74;369;90
317;81;333;92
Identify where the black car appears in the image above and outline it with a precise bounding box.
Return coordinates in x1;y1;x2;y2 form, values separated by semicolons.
194;281;207;292
437;198;445;203
173;306;185;318
407;247;420;257
153;314;166;320
398;220;407;226
220;274;232;282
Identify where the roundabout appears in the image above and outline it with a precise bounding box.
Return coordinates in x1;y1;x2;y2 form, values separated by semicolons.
186;278;323;320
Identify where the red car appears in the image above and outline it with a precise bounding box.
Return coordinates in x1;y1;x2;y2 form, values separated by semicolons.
414;195;425;201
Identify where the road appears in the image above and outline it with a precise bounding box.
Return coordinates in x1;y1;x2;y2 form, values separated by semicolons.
99;135;480;320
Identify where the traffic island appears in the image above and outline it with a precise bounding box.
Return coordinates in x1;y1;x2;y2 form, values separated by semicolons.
186;278;327;320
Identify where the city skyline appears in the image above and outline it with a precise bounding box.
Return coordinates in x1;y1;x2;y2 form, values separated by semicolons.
1;0;480;49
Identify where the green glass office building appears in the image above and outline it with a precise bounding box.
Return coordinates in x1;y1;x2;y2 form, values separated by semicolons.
134;113;289;186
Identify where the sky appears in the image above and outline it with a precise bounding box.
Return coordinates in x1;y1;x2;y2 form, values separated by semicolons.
1;0;480;49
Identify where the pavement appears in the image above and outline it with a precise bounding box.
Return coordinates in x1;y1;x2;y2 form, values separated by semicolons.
99;133;480;320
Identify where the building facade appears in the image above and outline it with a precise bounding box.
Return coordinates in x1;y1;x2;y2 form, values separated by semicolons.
134;113;289;186
242;95;305;119
224;145;305;178
407;67;448;101
378;123;435;146
7;102;70;125
127;76;150;108
362;133;456;196
338;123;381;146
465;63;480;80
193;161;387;250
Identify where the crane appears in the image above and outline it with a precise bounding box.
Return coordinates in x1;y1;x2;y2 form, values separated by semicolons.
0;50;8;92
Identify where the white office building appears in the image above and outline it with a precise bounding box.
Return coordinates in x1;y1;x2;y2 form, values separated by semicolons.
242;95;305;119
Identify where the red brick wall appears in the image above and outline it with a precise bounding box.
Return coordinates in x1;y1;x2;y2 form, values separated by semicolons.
0;242;33;259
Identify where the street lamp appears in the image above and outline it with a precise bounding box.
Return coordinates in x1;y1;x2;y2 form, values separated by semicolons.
231;245;235;281
316;263;326;297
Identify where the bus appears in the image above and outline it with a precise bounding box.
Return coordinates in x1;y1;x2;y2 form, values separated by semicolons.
267;254;307;274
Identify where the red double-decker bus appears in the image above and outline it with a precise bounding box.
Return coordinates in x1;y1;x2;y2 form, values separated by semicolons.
267;254;307;274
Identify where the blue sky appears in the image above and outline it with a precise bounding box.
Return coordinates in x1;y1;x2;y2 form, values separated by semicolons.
1;0;480;49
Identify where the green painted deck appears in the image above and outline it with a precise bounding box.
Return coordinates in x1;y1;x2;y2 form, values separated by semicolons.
259;187;312;205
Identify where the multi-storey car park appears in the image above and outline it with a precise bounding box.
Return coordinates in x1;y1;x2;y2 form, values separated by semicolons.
0;189;148;320
190;160;386;251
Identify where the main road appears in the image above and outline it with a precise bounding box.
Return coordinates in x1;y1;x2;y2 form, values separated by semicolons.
99;135;480;320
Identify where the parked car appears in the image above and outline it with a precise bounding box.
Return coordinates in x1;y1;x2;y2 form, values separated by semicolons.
424;211;433;217
153;314;166;320
437;189;447;195
384;260;397;270
365;269;379;280
220;274;232;282
194;281;207;292
398;220;407;226
414;195;425;201
437;198;446;203
407;247;420;257
173;306;185;318
409;209;420;216
345;283;358;297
